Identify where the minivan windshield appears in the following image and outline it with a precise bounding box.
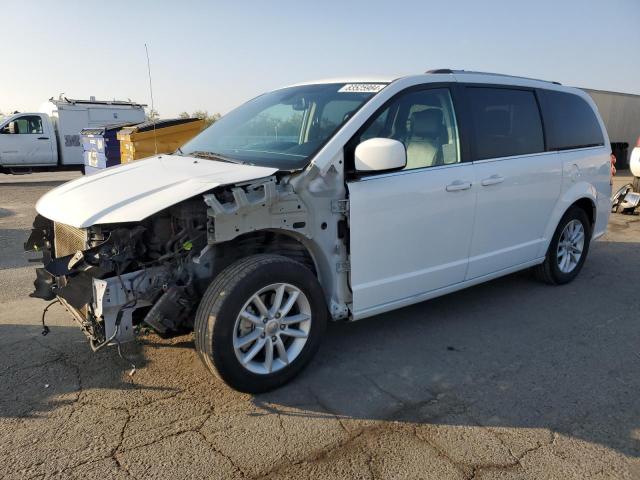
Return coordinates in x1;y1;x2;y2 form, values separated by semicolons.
180;83;386;170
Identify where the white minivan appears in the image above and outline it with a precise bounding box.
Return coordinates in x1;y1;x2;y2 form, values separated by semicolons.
27;70;612;392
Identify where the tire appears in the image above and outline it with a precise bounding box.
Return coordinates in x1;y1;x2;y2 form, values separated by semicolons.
533;206;592;285
633;176;640;193
194;254;327;393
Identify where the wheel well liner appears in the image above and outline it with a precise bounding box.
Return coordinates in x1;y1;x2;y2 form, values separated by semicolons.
571;197;596;228
211;230;317;277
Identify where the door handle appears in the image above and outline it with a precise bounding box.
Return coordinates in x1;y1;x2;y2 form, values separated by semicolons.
481;174;505;186
445;180;472;192
37;137;49;140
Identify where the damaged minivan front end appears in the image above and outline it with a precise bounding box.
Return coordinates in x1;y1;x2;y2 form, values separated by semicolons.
25;154;349;355
25;80;385;392
24;153;290;345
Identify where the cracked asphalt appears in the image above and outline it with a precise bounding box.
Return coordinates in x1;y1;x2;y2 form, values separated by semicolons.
0;171;639;479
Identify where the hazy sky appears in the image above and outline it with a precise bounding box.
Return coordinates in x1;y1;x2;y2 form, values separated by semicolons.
2;0;639;117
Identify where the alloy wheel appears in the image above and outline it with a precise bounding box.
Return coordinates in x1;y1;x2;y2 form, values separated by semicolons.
232;283;312;375
556;219;585;273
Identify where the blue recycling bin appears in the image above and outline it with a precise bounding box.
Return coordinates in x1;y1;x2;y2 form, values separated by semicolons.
80;123;138;175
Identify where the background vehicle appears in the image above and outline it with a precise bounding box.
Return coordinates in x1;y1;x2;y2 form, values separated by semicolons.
27;71;612;392
630;136;640;191
0;96;145;172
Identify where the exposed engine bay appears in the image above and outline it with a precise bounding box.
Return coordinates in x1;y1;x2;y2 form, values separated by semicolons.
26;198;213;348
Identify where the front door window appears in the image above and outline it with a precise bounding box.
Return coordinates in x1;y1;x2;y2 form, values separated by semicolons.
358;88;461;169
1;115;44;135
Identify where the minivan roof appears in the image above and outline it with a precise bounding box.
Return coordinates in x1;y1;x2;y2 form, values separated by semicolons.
425;69;562;85
290;70;566;90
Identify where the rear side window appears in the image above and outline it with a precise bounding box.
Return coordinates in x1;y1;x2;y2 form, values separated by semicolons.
467;87;544;160
538;90;604;150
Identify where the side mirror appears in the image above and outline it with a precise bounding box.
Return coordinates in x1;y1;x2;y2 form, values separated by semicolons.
354;138;406;172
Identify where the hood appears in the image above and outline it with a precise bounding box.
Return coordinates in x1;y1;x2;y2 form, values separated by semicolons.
36;154;278;228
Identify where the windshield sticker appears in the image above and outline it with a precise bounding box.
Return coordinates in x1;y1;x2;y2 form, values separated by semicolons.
338;83;386;93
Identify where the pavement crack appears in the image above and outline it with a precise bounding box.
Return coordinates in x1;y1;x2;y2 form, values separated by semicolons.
0;354;65;376
412;424;475;478
256;428;371;479
514;430;558;464
116;411;211;453
365;451;377;480
112;453;139;480
305;387;350;433
114;408;131;454
361;373;408;406
195;430;246;478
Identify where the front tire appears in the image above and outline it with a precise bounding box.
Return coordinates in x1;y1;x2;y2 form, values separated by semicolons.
533;206;592;285
194;254;327;393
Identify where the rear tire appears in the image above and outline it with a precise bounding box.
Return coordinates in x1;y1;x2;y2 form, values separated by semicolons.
632;176;640;193
533;206;591;285
194;254;327;393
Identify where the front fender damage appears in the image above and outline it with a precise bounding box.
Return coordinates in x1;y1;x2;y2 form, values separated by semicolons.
203;176;310;242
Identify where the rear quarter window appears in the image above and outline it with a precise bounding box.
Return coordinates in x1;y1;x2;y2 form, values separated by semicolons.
538;90;604;150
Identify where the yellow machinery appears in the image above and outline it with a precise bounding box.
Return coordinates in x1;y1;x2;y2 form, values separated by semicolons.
117;118;205;163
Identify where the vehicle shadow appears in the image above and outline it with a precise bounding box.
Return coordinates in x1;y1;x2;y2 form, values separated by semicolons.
0;322;178;418
253;240;640;458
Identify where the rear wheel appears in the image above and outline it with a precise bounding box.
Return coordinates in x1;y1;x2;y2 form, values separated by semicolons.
533;206;591;285
633;176;640;192
194;254;327;393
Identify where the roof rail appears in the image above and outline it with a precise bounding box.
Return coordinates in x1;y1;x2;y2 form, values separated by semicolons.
48;96;148;107
425;69;561;85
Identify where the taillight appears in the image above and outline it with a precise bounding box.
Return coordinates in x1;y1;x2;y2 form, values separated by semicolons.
637;136;640;148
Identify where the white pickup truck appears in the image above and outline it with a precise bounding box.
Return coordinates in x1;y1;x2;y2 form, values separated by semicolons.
0;97;145;172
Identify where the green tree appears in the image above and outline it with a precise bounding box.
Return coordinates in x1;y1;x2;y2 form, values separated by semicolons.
146;109;160;121
178;110;221;128
192;110;221;128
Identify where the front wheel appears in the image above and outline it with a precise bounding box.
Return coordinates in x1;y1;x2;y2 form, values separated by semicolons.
194;254;327;393
533;206;592;285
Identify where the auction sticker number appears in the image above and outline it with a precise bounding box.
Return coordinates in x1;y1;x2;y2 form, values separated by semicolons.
338;84;386;93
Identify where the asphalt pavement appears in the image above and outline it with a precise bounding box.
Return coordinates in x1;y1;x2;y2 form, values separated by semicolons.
0;170;638;479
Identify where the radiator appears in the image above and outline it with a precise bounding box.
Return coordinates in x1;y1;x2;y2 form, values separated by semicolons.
53;222;87;258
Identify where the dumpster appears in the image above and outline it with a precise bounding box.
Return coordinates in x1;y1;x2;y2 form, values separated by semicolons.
117;118;205;163
611;142;629;170
80;123;138;175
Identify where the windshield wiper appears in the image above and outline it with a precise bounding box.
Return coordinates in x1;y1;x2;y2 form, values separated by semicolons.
188;151;245;165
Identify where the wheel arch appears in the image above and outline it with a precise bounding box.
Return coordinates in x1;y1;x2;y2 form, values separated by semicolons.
538;182;598;258
210;229;321;278
572;197;596;230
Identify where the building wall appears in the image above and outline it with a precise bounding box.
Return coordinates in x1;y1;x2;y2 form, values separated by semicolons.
584;89;640;166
